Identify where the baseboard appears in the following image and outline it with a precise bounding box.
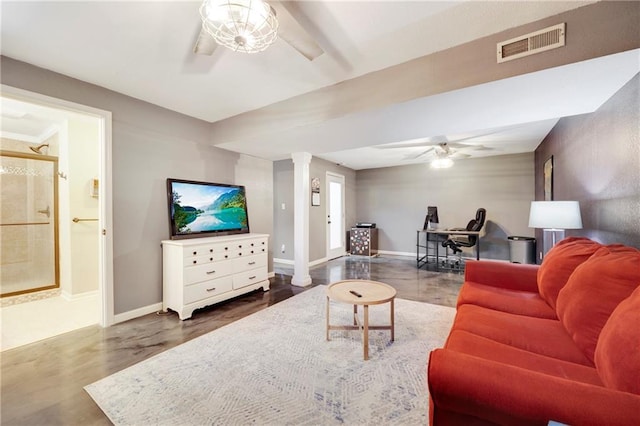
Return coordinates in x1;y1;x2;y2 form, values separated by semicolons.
268;271;275;278
114;302;163;324
273;257;330;267
61;289;98;302
376;250;415;257
310;257;329;267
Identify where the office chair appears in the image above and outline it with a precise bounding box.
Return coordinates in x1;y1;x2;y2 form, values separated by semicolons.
442;208;487;255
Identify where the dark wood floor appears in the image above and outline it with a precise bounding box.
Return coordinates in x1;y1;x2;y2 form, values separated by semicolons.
0;255;463;425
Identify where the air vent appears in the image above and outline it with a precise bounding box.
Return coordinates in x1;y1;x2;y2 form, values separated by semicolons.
497;23;565;63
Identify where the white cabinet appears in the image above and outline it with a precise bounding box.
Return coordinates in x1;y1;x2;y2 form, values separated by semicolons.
162;233;269;320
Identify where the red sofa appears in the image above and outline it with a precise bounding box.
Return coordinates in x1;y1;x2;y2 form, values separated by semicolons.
428;237;640;425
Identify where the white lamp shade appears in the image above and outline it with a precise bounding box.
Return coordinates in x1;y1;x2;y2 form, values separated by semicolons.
528;201;583;230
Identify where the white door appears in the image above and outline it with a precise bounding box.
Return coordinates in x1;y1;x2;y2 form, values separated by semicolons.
326;172;345;260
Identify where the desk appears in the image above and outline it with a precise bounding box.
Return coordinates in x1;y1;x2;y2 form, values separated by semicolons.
416;229;481;270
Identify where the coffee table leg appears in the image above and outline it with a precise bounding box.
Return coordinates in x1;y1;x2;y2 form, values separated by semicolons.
390;298;395;342
364;304;369;360
326;296;330;341
353;304;358;325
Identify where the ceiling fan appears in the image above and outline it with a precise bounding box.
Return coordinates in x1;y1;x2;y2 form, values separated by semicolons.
193;0;324;61
416;142;472;161
374;127;508;163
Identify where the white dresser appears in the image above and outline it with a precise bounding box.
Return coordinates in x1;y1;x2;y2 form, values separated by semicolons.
162;233;269;320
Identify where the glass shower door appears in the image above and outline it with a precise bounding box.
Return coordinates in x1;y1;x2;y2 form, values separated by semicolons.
0;152;58;297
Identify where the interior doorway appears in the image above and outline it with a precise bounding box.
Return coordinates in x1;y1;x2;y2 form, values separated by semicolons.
0;86;113;350
326;172;345;260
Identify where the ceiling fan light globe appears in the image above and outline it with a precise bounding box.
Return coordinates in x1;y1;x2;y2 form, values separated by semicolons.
431;158;454;169
200;0;278;54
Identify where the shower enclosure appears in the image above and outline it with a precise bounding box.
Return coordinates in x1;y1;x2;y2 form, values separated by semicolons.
0;151;59;297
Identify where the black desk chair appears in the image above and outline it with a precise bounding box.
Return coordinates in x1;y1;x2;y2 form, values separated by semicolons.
442;208;486;254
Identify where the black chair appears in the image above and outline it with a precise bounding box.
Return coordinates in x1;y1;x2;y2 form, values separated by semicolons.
441;208;486;254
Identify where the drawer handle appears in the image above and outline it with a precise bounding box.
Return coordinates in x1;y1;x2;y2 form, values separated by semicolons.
225;247;228;250
248;261;256;265
206;287;216;292
250;250;254;254
193;251;197;255
225;255;228;259
209;257;213;261
209;249;213;253
238;244;242;248
193;260;197;264
261;241;265;245
251;243;254;246
249;275;257;280
239;252;242;256
206;270;216;275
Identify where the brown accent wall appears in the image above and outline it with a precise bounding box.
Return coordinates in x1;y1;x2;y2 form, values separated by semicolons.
534;73;640;251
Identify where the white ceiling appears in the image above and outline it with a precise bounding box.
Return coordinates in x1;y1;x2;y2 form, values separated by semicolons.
1;1;638;169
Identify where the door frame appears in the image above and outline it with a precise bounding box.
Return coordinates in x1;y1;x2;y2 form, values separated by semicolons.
325;172;346;260
2;84;114;327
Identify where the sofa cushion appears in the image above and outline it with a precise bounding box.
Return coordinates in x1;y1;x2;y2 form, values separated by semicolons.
445;330;603;386
594;285;640;394
556;245;640;364
457;281;557;319
451;304;592;366
537;237;601;310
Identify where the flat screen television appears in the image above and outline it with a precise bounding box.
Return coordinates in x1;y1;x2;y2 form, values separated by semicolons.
167;178;250;240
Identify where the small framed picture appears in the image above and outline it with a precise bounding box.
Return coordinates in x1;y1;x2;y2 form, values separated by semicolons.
544;156;553;201
311;177;320;206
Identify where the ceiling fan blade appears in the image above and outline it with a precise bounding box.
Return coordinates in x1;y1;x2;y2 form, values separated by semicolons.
193;26;218;56
375;140;443;150
270;1;324;61
405;147;435;160
451;152;471;159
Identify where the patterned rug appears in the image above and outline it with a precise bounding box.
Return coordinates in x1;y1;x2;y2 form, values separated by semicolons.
85;285;455;425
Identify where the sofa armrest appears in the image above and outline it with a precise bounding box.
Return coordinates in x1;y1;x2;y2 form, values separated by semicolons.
464;260;539;292
428;349;640;426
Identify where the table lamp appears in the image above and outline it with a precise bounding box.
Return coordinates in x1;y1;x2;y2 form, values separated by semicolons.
528;201;583;252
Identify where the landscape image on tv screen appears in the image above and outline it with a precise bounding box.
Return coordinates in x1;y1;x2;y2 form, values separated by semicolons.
168;179;249;238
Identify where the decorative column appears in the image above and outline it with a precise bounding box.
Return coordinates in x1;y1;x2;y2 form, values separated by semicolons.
291;152;312;287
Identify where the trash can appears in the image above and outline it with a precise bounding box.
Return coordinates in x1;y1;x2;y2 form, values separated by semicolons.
507;236;536;264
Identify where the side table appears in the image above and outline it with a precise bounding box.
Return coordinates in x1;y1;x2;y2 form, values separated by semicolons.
326;279;396;360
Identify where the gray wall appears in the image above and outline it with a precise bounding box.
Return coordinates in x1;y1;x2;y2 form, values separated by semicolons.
534;73;640;252
356;153;535;260
1;56;273;315
273;157;356;263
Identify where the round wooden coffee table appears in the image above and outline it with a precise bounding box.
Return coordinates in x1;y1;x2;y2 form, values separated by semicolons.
325;279;396;360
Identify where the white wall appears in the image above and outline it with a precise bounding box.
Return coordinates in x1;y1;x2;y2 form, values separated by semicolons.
66;117;100;295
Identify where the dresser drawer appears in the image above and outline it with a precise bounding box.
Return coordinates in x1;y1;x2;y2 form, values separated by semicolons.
233;268;268;290
184;276;233;304
185;251;232;266
232;253;267;274
184;260;233;285
184;243;232;258
235;237;267;252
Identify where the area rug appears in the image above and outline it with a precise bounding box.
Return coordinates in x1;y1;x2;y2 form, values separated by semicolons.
85;285;455;425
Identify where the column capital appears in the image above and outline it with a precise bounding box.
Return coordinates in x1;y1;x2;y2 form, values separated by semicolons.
291;152;312;164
